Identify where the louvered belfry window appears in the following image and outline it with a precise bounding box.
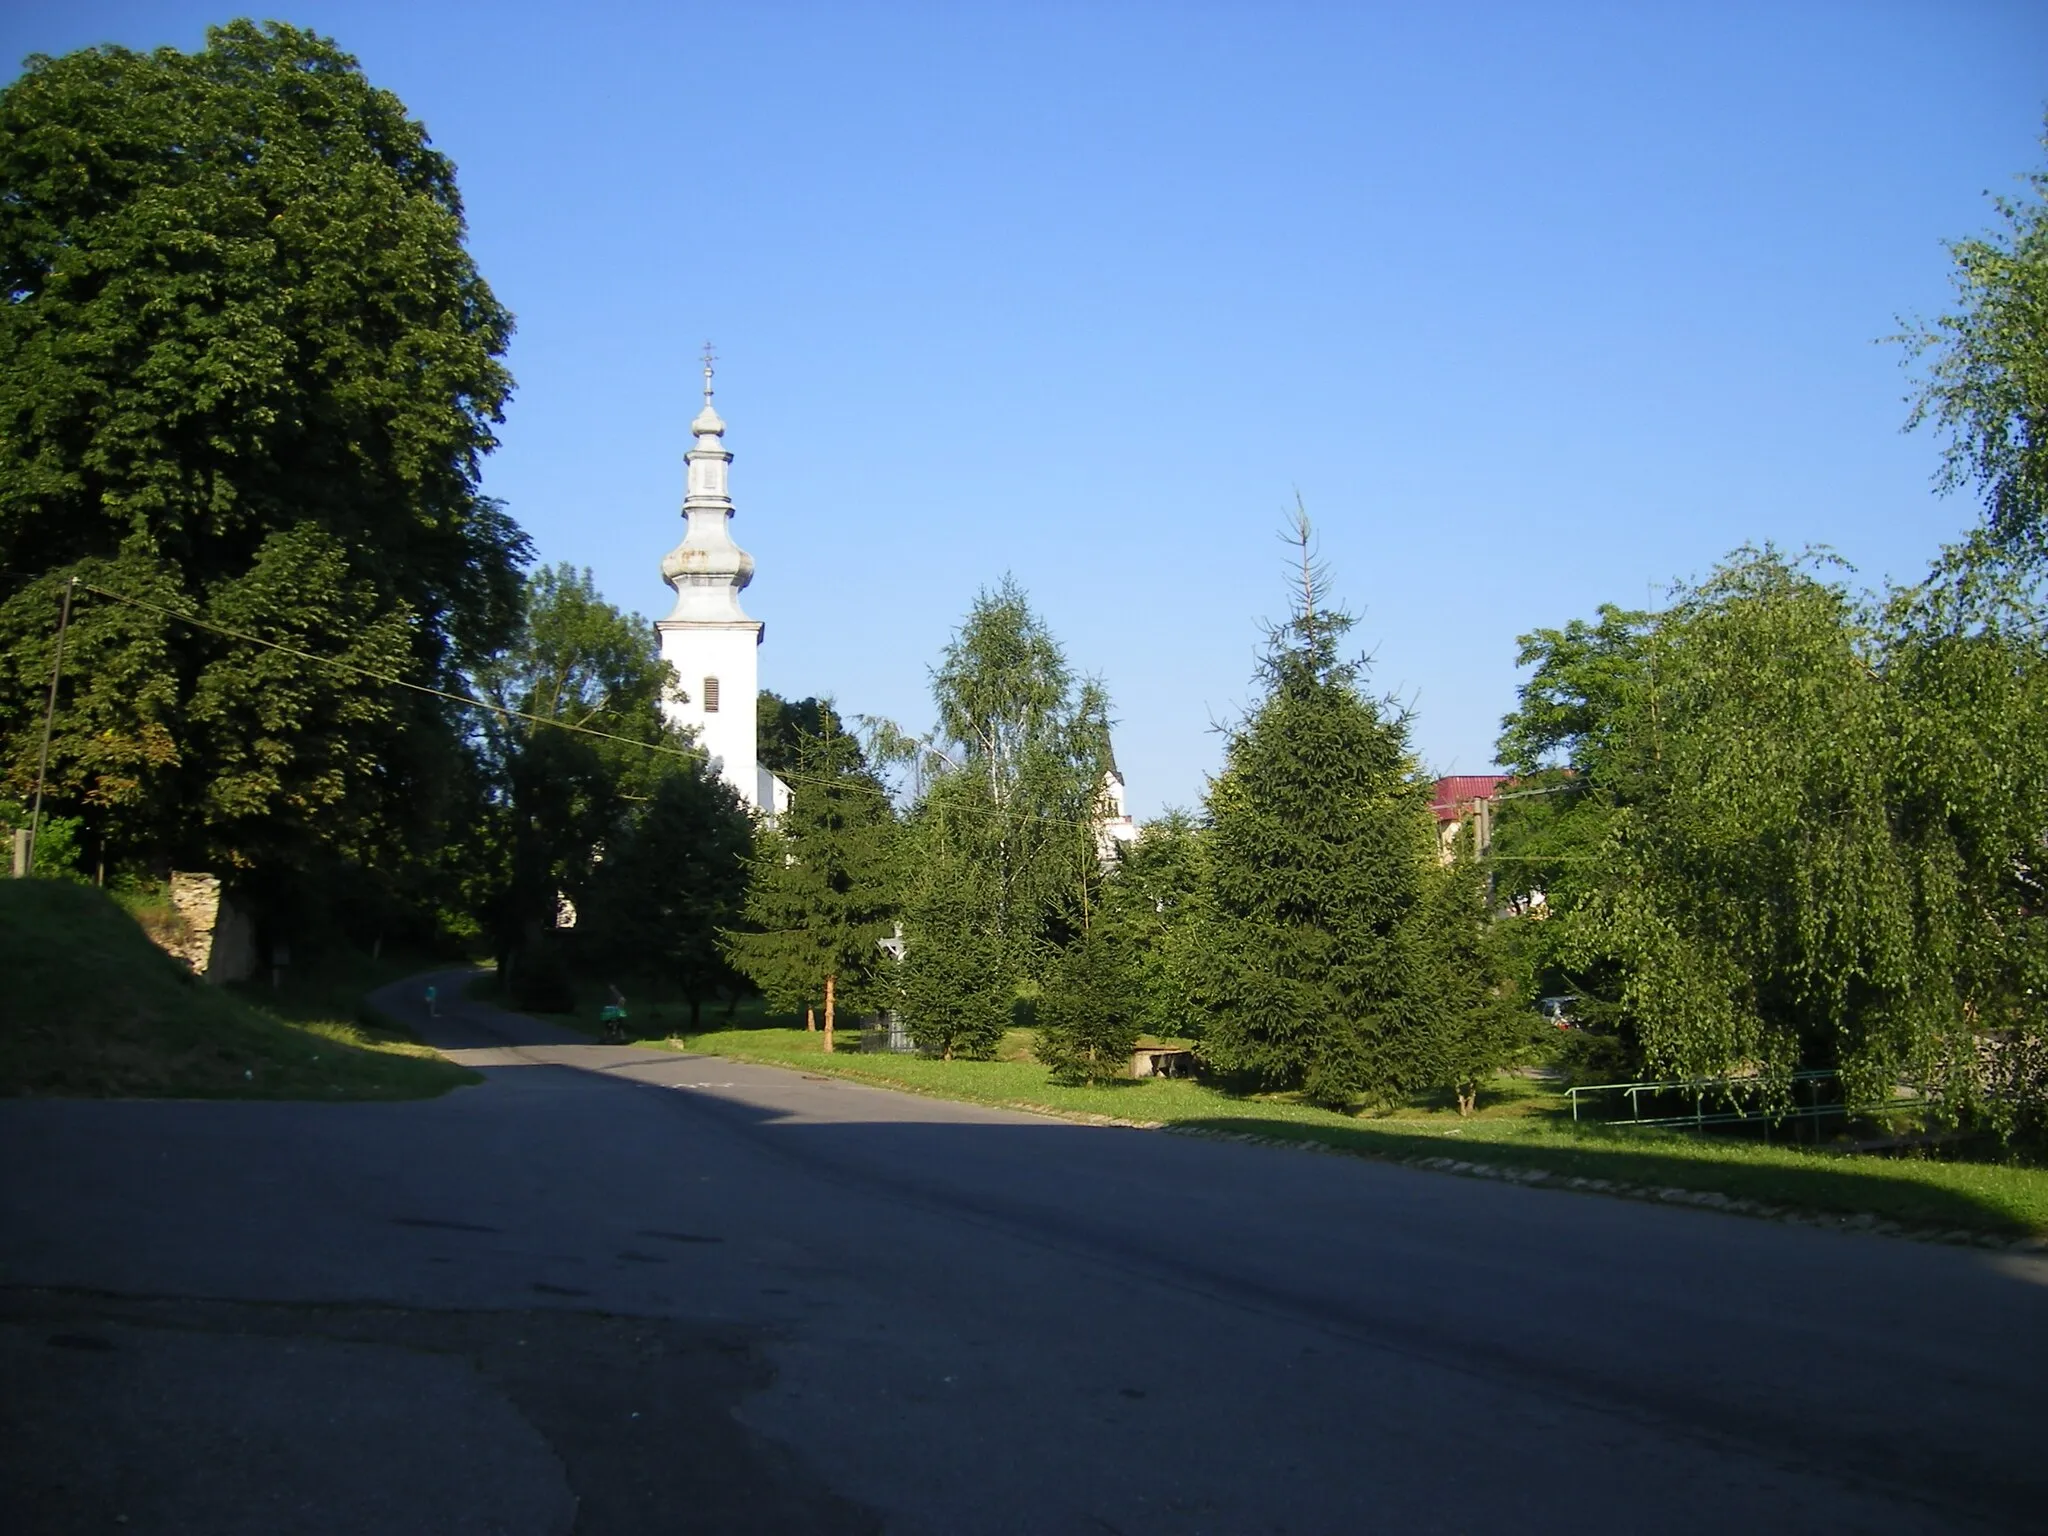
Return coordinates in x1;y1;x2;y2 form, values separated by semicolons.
703;676;721;713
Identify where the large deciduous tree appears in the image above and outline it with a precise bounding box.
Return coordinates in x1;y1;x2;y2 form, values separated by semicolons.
0;21;523;885
756;691;832;776
1903;125;2048;560
878;578;1113;1059
907;577;1112;972
468;564;687;983
1497;547;2048;1136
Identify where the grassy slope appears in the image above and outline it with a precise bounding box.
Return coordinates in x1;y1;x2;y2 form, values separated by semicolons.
0;879;477;1101
661;1022;2048;1241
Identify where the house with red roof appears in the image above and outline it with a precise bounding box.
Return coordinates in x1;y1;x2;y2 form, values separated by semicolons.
1431;774;1510;862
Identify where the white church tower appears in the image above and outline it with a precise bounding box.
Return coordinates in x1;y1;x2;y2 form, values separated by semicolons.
657;352;790;813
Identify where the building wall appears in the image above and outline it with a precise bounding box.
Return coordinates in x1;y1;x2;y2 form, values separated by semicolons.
657;619;763;804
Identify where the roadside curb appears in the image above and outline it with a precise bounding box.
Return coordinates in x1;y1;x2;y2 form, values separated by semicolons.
1159;1125;2048;1253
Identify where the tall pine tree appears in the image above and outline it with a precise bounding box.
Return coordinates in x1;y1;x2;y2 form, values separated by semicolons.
724;709;899;1051
1193;515;1445;1109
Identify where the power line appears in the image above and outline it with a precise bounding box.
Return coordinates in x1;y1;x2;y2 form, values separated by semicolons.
76;582;711;765
60;583;1109;831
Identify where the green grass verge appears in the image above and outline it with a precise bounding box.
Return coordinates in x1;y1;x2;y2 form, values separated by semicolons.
0;879;478;1102
656;1022;2048;1241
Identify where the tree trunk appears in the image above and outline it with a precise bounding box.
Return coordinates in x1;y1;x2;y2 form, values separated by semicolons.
823;973;835;1055
1457;1086;1476;1117
806;1007;815;1033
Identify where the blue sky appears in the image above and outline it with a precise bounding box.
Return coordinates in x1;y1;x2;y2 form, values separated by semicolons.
7;2;2046;814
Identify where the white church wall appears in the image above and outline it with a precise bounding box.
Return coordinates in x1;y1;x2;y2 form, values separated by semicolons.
658;619;762;803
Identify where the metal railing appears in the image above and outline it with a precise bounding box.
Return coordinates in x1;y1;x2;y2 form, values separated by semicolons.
1566;1069;1844;1129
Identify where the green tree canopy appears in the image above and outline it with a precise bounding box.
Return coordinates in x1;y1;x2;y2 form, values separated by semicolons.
1034;924;1143;1084
0;21;522;880
1904;124;2048;559
578;763;754;1027
901;577;1112;981
725;706;900;1032
1497;547;2048;1135
468;563;689;971
896;855;1013;1061
756;691;837;775
1191;528;1456;1109
1094;810;1208;1043
883;578;1115;1059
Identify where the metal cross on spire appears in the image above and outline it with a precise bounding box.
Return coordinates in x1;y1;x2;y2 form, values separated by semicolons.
700;340;717;404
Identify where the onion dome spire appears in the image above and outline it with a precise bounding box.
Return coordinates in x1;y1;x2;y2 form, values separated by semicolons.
660;342;754;620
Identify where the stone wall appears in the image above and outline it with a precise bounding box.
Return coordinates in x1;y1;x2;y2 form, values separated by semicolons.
148;873;256;984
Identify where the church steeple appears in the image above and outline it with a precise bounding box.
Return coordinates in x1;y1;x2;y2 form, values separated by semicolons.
654;346;787;813
660;343;754;622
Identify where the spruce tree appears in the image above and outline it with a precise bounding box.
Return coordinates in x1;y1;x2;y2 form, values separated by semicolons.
1194;517;1443;1109
1412;837;1523;1114
724;710;899;1051
1095;812;1208;1042
1035;925;1143;1083
896;857;1012;1061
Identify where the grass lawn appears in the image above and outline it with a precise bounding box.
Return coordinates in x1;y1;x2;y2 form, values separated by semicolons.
1;879;478;1102
621;1015;2048;1242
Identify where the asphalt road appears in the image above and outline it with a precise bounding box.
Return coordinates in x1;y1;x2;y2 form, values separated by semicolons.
4;972;2045;1535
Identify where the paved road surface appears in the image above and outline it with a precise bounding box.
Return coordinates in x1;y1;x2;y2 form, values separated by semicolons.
4;972;2045;1534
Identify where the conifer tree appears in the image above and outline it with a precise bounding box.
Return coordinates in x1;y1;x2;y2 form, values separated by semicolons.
896;856;1013;1061
1412;835;1524;1114
725;709;899;1051
1193;515;1444;1109
1035;924;1143;1083
1096;811;1208;1042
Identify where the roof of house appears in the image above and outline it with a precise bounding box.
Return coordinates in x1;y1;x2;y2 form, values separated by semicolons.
1431;774;1511;823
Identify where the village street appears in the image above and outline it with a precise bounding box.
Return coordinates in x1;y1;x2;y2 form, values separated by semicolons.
3;976;2045;1535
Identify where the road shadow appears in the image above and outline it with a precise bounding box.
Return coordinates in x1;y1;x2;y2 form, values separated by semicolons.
392;965;2044;1242
0;1288;879;1536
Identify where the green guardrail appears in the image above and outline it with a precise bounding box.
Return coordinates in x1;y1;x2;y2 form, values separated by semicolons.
1566;1069;1856;1130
